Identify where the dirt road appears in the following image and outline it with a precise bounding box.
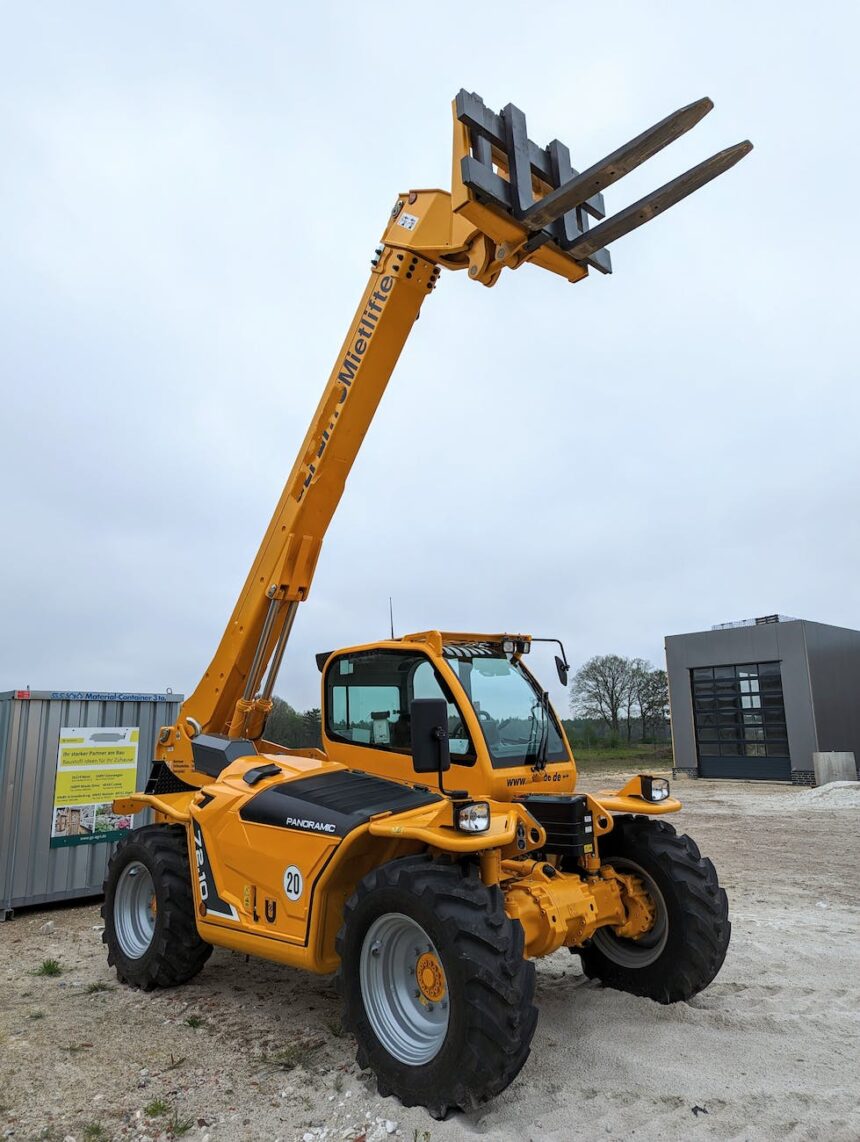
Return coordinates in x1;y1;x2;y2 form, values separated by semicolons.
1;776;858;1142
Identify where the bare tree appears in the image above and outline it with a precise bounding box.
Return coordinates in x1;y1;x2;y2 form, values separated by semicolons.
570;656;670;744
631;662;669;742
569;655;633;736
625;657;650;743
644;669;670;741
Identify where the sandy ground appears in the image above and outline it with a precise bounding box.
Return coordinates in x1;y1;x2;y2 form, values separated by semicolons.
1;775;858;1142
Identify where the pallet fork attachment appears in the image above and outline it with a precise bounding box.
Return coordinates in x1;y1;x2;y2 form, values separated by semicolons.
453;90;752;279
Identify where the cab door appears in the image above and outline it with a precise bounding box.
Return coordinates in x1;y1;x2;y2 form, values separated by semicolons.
321;645;482;794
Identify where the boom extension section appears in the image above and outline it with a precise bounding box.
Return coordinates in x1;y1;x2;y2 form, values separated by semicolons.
156;91;751;782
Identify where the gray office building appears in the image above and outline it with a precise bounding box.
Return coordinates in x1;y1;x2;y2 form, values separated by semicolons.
665;616;860;784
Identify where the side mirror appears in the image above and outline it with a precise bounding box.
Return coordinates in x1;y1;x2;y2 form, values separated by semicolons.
410;698;451;775
555;656;569;687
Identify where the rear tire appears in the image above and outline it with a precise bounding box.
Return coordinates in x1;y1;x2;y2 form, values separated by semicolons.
578;816;730;1003
102;824;212;990
337;856;537;1118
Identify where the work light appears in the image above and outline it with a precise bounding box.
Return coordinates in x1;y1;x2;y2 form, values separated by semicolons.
502;638;529;657
456;802;491;832
641;776;670;802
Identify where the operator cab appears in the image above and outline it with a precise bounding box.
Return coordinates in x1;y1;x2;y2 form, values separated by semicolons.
317;632;577;800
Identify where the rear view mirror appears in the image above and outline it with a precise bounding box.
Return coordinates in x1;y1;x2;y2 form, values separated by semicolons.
555;656;569;687
410;699;451;775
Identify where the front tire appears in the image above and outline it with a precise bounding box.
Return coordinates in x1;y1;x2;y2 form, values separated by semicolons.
102;824;212;990
337;856;537;1118
579;816;730;1003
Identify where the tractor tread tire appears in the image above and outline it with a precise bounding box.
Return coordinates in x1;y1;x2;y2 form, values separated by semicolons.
336;855;537;1118
102;823;212;990
579;815;729;1003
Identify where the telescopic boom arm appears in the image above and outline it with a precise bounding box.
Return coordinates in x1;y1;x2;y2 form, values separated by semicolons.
157;91;751;780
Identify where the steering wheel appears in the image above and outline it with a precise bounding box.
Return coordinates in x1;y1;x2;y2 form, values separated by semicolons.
477;709;501;745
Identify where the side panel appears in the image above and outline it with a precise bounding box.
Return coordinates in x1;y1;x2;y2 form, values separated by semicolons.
192;804;338;947
189;766;441;966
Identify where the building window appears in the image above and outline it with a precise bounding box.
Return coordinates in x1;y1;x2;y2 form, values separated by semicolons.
691;662;789;761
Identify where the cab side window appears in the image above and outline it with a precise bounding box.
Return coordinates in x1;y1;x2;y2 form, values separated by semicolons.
325;650;474;762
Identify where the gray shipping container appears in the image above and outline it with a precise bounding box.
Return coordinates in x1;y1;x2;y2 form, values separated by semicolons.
0;688;183;918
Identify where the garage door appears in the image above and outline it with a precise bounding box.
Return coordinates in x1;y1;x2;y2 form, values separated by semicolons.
691;661;791;780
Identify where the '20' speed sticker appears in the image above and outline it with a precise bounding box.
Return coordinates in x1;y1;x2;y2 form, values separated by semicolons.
283;865;304;901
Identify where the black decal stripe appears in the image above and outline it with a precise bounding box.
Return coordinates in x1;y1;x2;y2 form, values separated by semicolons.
193;823;238;921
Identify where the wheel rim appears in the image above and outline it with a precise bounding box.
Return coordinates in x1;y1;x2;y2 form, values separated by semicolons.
592;857;669;968
359;912;450;1065
114;860;157;959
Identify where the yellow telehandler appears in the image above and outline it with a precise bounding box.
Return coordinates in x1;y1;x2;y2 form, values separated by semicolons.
103;90;751;1116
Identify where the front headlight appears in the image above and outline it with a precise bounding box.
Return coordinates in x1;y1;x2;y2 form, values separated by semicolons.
641;775;670;802
456;801;491;832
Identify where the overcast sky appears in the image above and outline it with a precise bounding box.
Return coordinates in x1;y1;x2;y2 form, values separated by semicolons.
1;2;858;716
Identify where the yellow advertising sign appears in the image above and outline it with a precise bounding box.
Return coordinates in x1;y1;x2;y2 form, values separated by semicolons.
50;727;139;848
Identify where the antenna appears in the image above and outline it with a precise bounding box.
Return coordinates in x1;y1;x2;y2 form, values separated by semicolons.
389;597;395;640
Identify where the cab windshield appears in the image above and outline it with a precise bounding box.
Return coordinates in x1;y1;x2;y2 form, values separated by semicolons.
444;652;567;768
